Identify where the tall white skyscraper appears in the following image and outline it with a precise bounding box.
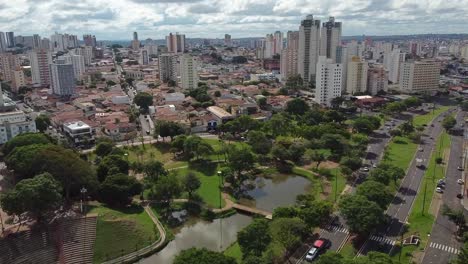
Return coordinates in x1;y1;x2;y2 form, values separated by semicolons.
280;31;299;81
320;17;342;62
50;60;75;96
30;49;52;86
298;15;321;84
180;54;198;90
144;44;158;56
159;53;177;83
346;56;368;95
0;32;7;52
315;56;343;106
384;49;406;84
139;49;149;65
273;31;283;55
50;33;65;52
63;54;85;81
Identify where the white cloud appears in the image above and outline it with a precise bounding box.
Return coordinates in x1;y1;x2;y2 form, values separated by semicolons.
0;0;467;40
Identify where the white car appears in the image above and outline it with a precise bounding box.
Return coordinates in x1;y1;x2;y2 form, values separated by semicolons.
362;167;370;172
457;179;464;185
436;187;443;193
305;247;318;262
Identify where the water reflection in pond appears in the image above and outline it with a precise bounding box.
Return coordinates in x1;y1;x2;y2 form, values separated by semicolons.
140;174;311;263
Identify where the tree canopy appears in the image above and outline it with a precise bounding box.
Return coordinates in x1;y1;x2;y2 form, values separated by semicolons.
133;92;153;110
1;173;62;222
238;219;271;257
155;120;186;140
35;114;51;132
3;133;52;156
339;194;385;234
174;248;236;264
100;173;142;207
442;115;457;131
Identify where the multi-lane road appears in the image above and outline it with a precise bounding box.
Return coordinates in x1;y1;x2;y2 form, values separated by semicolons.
421;111;466;264
358;109;451;256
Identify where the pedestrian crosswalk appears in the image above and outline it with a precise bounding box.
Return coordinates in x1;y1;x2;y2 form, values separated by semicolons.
369;235;396;246
323;224;349;234
429;242;460;254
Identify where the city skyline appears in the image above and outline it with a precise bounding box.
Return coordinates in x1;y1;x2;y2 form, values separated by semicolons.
1;0;468;40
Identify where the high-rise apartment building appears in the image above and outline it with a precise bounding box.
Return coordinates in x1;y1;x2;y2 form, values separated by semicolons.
139;49;149;65
346;56;368;95
144;44;158;56
399;60;440;93
315;56;343;106
50;33;66;52
41;38;50;50
320;17;342;62
83;34;97;47
50;60;75;96
367;64;388;95
30;49;52;86
131;31;140;50
180;54;198;90
159;53;177;83
298;15;321;84
11;68;26;93
0;32;7;52
0;53;20;82
280;31;299;81
224;34;232;47
273;31;283;55
72;46;94;65
383;49;405;84
166;33;186;54
6;32;15;48
63;54;85;81
32;34;41;49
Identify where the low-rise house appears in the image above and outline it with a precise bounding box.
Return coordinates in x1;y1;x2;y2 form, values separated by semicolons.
63;121;96;146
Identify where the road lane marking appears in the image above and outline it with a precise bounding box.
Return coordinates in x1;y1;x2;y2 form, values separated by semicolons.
429;242;460;255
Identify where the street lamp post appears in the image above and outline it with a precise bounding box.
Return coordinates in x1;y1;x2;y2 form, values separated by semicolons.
80;187;87;214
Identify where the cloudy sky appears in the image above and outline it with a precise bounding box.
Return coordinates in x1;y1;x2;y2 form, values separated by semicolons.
0;0;467;40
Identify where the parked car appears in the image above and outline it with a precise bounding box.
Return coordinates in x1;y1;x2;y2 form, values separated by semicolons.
457;179;464;185
457;166;464;171
438;179;446;185
361;167;370;172
305;239;329;262
436;187;443;193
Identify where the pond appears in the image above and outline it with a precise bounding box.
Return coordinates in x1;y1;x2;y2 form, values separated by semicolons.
140;174;311;263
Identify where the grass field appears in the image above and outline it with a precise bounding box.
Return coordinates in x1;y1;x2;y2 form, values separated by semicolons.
224;242;242;263
392;132;451;263
171;162;225;208
383;136;419;172
413;106;451;127
90;203;157;263
292;166;346;202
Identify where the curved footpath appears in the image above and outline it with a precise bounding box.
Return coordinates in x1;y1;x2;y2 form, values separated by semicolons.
101;204;166;264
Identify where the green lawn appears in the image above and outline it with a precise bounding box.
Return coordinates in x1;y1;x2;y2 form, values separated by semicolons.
292;167;322;200
328;167;346;203
413;106;451;127
90;203;158;263
224;242;242;263
340;242;357;259
171;162;225;208
292;166;345;203
123;143;188;169
383;136;418;171
393;132;451;263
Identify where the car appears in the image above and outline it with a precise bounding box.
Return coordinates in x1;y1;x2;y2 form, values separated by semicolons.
372;163;377;168
457;166;464;171
437;183;445;188
438;179;445;185
457;179;464;185
361;167;370;172
305;239;329;261
436;187;443;193
418;147;424;152
145;130;150;135
457;194;463;199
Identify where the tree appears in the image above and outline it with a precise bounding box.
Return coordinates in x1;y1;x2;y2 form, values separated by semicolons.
183;172;201;198
321;133;347;157
133;92;153;111
100;173;142;206
340;156;363;171
155;121;186;140
309;150;326;169
452;241;468;264
35;114;51;132
285;98;310;116
356;180;393;209
237;219;271;257
284;74;304;94
3;132;51;156
227;146;255;178
214;90;221;97
403;97;422;108
339;194;385;234
183;135;214;160
384;101;406;115
174;248;236;264
299;200;333;228
315;252;344;264
143;160;167;185
95;141;115;157
399;121;414;135
1;173;62;223
353;116;380;134
269;217;307;252
247;131;272;155
257;97;267;109
149;174;182;206
273;206;298;218
442;115;456;131
97;155;130;182
5;144;51;178
369;163;405;185
442;205;466;230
